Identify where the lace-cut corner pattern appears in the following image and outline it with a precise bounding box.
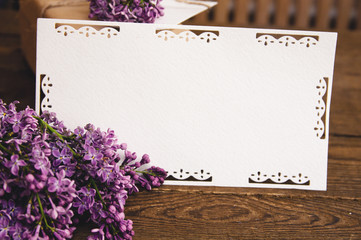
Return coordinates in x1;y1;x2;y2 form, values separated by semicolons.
40;74;53;114
315;77;329;139
249;171;310;185
166;169;212;182
55;23;120;38
256;33;319;47
156;29;219;43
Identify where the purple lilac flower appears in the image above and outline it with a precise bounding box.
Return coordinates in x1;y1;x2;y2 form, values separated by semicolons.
74;126;85;139
9;222;23;240
3;200;20;219
0;100;7;119
73;198;88;215
0;100;166;240
0;174;14;194
52;148;72;166
79;187;96;206
88;202;107;223
84;146;103;165
89;0;164;23
48;170;76;197
0;223;10;239
96;164;114;183
5;138;27;152
33;158;51;176
54;227;74;239
58;162;77;177
4;154;27;176
7;112;23;133
138;166;167;190
47;196;72;220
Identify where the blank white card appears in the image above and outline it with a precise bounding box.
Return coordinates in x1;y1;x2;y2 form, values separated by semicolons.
36;18;337;190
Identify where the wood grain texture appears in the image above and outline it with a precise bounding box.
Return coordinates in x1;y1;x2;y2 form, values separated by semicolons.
123;191;361;239
74;184;361;239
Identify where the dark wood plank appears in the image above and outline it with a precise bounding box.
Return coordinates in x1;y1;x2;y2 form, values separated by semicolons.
74;180;361;239
119;190;361;239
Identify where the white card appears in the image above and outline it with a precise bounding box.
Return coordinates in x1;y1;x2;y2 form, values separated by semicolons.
157;0;217;24
36;18;337;190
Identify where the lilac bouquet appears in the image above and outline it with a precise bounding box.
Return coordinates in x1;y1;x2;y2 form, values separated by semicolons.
89;0;164;23
0;100;167;240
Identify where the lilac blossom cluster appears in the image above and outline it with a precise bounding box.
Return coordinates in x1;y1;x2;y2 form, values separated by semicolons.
88;0;164;23
0;99;167;240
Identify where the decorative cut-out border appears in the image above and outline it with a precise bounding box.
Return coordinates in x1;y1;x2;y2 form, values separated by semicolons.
39;74;53;114
166;169;212;182
156;29;219;43
55;23;120;38
314;77;329;139
249;171;310;185
256;33;319;47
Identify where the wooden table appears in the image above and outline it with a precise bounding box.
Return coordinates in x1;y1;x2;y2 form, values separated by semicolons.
1;10;361;239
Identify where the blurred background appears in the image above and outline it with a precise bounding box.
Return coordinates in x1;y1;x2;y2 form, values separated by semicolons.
0;0;18;9
184;0;361;30
0;0;33;110
0;0;360;110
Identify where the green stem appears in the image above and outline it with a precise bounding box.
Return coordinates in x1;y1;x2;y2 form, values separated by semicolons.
0;142;12;154
29;193;34;204
136;170;157;176
90;178;107;207
36;193;55;232
34;116;64;139
34;116;81;159
90;176;119;235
